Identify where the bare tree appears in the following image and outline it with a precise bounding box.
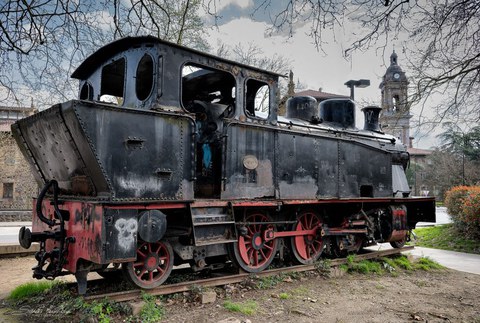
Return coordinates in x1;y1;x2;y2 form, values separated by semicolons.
250;0;480;129
0;0;209;108
216;42;292;113
421;149;480;199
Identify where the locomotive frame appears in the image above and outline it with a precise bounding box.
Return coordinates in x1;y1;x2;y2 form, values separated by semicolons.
14;36;435;294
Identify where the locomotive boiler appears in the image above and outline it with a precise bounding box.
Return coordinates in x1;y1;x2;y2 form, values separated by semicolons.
14;36;435;294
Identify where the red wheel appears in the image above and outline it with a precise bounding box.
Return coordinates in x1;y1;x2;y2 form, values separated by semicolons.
230;213;278;273
123;240;173;289
290;211;324;264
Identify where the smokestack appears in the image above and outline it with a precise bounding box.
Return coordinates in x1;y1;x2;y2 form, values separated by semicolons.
361;106;382;132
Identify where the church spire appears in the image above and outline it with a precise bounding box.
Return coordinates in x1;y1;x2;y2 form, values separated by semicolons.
390;50;398;66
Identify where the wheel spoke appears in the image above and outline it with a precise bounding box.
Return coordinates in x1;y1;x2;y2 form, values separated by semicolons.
133;261;144;267
307;214;313;228
159;255;168;261
137;250;147;258
292;212;323;264
154;244;162;254
137;268;147;278
253;250;259;266
157;265;165;274
263;243;273;251
259;249;267;260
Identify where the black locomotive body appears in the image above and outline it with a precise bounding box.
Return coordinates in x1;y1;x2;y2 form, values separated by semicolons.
14;36;435;293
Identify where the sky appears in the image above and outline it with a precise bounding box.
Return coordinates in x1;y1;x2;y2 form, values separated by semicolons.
0;0;439;149
204;0;437;149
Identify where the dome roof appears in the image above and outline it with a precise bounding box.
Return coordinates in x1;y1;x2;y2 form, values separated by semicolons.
386;50;403;74
379;50;409;87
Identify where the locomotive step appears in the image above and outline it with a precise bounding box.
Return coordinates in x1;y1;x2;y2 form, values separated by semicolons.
193;221;236;227
194;238;238;246
192;214;234;224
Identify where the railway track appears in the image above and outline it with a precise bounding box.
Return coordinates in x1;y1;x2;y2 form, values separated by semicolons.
85;246;414;303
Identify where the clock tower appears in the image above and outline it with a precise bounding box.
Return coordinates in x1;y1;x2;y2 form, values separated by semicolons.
379;50;411;145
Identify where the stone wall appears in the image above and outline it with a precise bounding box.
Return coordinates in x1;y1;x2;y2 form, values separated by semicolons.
0;132;38;210
0;210;32;222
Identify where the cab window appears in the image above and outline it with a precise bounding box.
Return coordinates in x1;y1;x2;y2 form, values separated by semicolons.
181;63;236;112
100;57;125;105
80;82;94;101
245;79;269;119
136;54;154;101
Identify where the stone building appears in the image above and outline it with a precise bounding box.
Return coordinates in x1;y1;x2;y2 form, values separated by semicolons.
293;88;349;103
0;105;38;210
379;50;412;145
379;51;434;196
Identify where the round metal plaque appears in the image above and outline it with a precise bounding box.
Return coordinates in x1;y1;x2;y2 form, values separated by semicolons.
243;155;259;170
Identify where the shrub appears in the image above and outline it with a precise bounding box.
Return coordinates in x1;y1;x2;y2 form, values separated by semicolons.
461;190;480;238
444;186;470;217
445;186;480;238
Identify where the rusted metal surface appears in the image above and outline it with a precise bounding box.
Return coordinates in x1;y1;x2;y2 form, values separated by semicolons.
104;203;188;210
84;246;414;303
32;200;105;272
222;124;275;199
385;205;408;242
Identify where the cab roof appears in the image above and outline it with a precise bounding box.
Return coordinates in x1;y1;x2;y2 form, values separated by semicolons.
71;36;284;80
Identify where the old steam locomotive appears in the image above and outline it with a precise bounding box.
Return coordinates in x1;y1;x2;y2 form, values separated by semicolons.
15;36;435;293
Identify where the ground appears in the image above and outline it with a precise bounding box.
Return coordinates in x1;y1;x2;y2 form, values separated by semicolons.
1;256;479;322
164;269;480;323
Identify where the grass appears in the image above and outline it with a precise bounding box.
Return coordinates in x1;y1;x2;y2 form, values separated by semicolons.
8;281;59;301
139;293;165;323
255;272;300;289
223;300;258;315
340;255;442;275
81;298;131;323
413;224;480;254
414;257;444;270
255;275;284;289
392;255;413;270
279;292;290;299
8;281;134;323
291;286;309;296
345;259;383;274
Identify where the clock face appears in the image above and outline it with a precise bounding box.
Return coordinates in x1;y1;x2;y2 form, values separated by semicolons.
394;73;400;79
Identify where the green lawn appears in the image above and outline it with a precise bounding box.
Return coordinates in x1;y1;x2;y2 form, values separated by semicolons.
413;224;480;254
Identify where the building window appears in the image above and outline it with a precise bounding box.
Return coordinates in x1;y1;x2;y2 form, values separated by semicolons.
2;183;13;198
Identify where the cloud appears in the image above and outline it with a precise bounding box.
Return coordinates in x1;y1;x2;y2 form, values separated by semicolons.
216;0;254;11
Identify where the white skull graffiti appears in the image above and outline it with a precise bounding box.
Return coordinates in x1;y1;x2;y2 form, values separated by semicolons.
115;218;137;251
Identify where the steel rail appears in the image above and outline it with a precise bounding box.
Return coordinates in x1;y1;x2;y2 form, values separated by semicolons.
84;246;413;302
